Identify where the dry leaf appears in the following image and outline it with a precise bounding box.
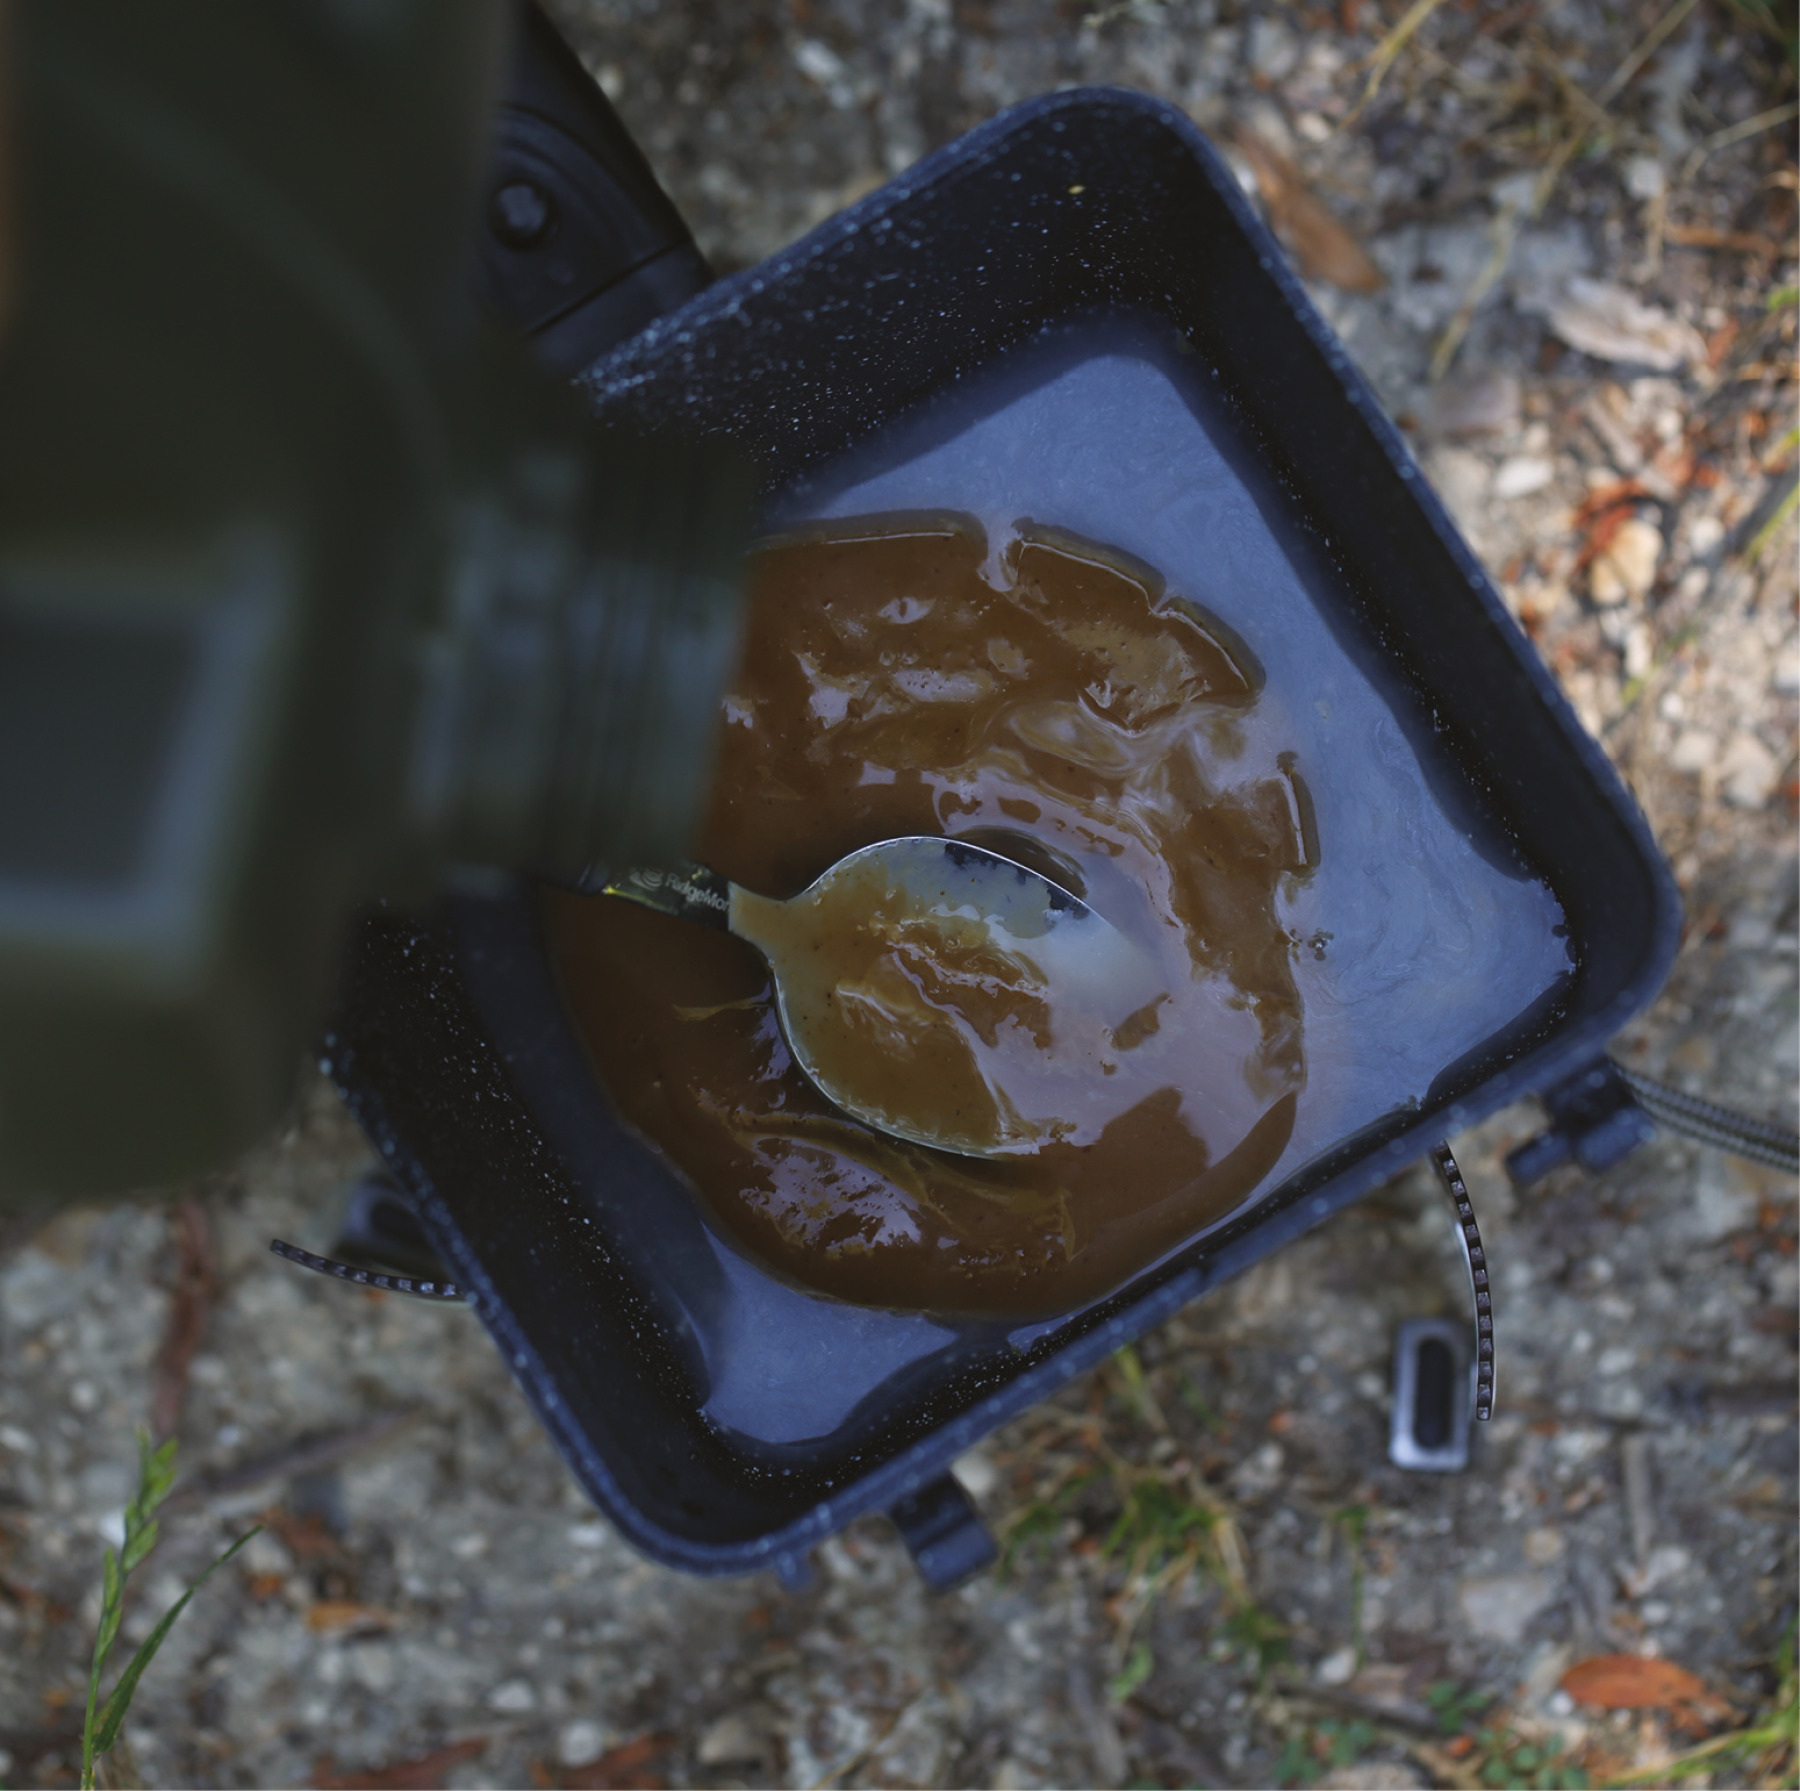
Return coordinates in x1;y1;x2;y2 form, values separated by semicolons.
262;1506;354;1562
1568;479;1652;575
1561;1653;1707;1710
1664;222;1784;256
1543;277;1707;372
560;1731;676;1790
305;1599;394;1634
313;1738;486;1790
1231;130;1386;294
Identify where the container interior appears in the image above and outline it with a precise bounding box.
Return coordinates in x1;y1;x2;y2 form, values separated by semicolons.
763;315;1573;1198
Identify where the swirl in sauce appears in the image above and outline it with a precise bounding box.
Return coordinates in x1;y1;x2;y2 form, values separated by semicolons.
543;513;1318;1319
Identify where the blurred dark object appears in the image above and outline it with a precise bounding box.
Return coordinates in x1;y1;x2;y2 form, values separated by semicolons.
0;2;746;1202
1505;1057;1657;1184
475;3;711;371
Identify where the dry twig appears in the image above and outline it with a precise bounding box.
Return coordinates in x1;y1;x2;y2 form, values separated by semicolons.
1679;100;1800;187
1351;0;1454;117
149;1198;217;1440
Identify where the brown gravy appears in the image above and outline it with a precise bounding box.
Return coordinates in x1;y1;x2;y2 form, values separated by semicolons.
543;514;1317;1320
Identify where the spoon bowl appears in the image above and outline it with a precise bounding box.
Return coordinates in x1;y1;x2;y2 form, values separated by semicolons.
599;837;1163;1157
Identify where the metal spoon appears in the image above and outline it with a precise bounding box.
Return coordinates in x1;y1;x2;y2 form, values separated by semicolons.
596;837;1163;1158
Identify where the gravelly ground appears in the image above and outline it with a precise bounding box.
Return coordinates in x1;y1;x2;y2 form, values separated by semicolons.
2;3;1795;1788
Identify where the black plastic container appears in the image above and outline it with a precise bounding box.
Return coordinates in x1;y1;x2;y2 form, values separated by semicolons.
328;88;1679;1586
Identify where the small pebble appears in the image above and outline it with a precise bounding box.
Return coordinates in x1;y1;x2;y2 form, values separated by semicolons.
1511;575;1570;624
1718;731;1780;809
1232;1440;1285;1495
1669;729;1716;774
697;1712;764;1765
1247;16;1299;80
1625;155;1666;200
1589;516;1662;606
1523;1526;1566;1565
954;1448;1000;1500
1688;514;1726;555
242;1531;296;1578
1426;446;1492;533
1493;454;1555;499
1640;1545;1692;1591
558;1718;609;1768
1458;1573;1556;1643
793;38;848;85
488;1678;537;1714
1682;1165;1759;1243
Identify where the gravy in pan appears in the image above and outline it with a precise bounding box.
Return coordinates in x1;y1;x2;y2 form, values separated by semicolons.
542;512;1317;1319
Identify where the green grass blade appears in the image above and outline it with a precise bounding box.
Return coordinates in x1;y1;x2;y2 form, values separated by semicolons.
90;1527;260;1758
83;1542;128;1790
90;1545;125;1686
147;1439;177;1500
1105;1639;1155;1704
94;1597;123;1666
142;1437;176;1506
1746;477;1799;564
125;1434;178;1535
119;1517;160;1577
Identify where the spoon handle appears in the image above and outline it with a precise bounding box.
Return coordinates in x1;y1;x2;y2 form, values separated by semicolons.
598;860;735;931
